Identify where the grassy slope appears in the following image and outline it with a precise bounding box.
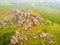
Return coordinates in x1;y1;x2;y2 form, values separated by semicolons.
0;6;60;45
39;7;60;24
29;7;60;45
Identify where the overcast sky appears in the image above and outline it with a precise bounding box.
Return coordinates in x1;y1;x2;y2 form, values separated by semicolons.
0;0;60;3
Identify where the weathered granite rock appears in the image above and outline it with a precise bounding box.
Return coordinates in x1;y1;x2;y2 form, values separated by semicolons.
10;31;20;45
0;9;46;30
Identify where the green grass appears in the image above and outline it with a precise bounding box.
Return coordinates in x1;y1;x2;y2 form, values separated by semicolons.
38;6;60;24
0;32;15;45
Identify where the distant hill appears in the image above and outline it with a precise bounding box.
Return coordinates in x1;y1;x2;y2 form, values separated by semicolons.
0;2;12;6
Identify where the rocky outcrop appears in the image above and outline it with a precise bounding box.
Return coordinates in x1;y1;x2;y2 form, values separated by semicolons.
8;9;45;30
39;32;56;45
10;31;20;45
0;9;46;30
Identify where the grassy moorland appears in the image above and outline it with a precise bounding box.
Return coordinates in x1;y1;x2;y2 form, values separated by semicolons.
0;6;60;45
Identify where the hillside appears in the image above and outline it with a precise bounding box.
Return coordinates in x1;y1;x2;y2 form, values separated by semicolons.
0;5;60;45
